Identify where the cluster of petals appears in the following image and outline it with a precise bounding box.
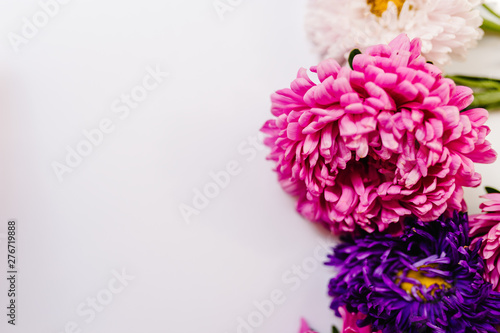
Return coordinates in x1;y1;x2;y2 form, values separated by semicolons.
262;34;496;234
470;193;500;292
305;0;484;67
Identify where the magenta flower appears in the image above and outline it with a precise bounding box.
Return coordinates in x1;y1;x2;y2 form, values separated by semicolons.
299;318;317;333
470;193;500;292
339;307;380;333
261;34;496;235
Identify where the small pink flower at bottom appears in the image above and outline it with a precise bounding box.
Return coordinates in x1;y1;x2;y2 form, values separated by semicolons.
299;318;318;333
470;193;500;292
339;307;381;333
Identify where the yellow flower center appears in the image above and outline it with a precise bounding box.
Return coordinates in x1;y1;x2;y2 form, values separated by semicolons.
397;264;451;299
367;0;406;17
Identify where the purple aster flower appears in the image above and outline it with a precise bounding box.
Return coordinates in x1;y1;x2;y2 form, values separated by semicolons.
326;212;500;333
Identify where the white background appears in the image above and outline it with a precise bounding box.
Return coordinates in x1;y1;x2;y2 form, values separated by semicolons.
0;1;499;333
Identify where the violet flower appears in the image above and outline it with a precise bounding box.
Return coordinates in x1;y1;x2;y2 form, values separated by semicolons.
327;212;500;332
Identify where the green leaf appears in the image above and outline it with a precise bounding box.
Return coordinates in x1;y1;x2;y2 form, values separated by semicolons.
485;186;500;194
348;49;362;70
331;326;340;333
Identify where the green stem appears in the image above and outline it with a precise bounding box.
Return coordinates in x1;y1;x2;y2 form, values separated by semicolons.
482;18;500;33
448;75;500;111
473;91;500;105
483;4;500;20
447;75;500;90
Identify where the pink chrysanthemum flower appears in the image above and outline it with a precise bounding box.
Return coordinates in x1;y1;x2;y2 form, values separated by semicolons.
470;193;500;292
261;34;496;235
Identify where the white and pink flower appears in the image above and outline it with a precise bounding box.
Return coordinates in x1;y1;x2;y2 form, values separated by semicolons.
305;0;484;67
